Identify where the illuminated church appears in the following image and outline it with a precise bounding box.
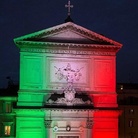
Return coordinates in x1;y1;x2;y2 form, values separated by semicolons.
13;1;122;138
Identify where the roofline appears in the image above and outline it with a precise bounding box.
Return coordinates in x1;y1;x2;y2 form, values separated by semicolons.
14;22;123;48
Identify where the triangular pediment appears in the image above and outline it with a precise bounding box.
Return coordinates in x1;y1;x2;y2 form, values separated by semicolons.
40;29;96;44
14;22;122;47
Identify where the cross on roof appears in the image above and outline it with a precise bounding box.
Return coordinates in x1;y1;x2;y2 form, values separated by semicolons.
65;0;73;16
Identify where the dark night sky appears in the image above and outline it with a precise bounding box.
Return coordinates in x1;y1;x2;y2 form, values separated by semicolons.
0;0;138;88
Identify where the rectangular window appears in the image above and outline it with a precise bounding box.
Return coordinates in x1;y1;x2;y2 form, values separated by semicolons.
4;126;11;136
129;120;133;127
5;102;12;113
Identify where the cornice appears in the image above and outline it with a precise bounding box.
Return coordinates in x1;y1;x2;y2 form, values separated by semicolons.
13;108;44;117
94;109;122;117
43;108;96;112
14;108;43;112
13;107;122;117
16;41;120;48
15;41;120;54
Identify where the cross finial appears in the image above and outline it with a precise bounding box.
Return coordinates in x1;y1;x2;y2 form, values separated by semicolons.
65;0;73;16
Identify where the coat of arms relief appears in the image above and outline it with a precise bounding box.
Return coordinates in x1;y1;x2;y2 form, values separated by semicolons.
54;63;83;83
46;63;92;106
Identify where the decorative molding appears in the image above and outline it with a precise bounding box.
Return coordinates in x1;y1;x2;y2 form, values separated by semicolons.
45;120;52;128
66;125;71;131
79;126;84;132
14;109;44;112
94;110;122;117
46;83;92;106
54;97;88;106
44;108;95;113
13;109;44;117
57;135;80;138
17;41;120;51
53;126;59;132
20;48;116;56
86;120;93;129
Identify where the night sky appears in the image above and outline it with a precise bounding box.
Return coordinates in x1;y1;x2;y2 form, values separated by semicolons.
0;0;138;88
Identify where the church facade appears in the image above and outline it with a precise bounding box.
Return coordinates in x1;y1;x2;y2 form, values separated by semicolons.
14;22;122;138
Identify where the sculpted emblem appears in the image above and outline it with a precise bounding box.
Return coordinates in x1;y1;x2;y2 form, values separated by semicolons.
64;83;76;102
54;63;83;83
45;62;92;106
